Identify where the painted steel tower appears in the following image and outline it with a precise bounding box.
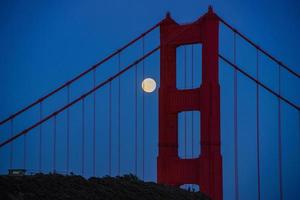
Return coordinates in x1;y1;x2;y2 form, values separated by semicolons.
157;7;223;200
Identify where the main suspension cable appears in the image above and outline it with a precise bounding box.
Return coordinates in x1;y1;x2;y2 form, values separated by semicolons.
218;15;300;79
219;55;300;111
0;21;162;126
0;46;160;149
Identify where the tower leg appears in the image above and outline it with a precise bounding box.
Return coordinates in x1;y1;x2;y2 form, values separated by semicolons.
158;7;222;200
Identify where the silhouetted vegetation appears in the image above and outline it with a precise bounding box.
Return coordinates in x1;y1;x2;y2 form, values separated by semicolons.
0;173;210;200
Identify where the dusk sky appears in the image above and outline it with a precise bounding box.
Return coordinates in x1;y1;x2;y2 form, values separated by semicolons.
0;1;300;200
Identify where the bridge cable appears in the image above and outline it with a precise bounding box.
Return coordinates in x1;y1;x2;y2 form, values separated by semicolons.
134;64;138;176
233;32;239;200
0;19;202;180
53;114;57;172
82;98;85;175
0;21;161;126
142;36;145;180
184;46;187;190
256;49;261;200
299;111;300;156
299;111;300;160
39;102;43;172
191;45;194;191
24;121;27;170
0;46;160;149
1;14;192;147
217;16;300;79
93;69;96;177
109;81;112;176
278;65;283;200
66;85;70;174
10;118;14;169
118;53;121;176
184;46;187;160
191;45;194;159
219;51;300;198
218;55;299;111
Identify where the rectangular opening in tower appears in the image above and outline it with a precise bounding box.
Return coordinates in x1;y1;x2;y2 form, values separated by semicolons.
178;111;200;159
176;44;202;90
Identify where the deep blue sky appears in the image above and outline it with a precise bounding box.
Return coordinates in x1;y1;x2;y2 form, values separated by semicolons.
0;1;300;200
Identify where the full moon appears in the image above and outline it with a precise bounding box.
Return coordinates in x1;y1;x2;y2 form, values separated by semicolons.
142;78;156;93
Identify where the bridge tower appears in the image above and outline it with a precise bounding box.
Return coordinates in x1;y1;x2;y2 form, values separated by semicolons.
157;7;223;200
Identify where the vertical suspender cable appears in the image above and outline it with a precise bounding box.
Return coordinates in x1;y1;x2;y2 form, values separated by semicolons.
135;64;138;176
53;115;57;172
142;37;145;180
24;120;27;169
82;98;85;175
298;111;300;161
233;32;239;200
93;69;96;177
10;118;14;169
183;46;187;190
256;49;261;200
278;65;283;200
191;45;194;191
191;45;194;158
184;46;187;159
39;102;42;172
298;110;300;187
109;82;112;176
66;85;70;174
118;53;121;175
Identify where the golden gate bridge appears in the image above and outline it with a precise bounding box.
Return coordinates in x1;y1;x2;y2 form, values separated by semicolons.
0;7;299;200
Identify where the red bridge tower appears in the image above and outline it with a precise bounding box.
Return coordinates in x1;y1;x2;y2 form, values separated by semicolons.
157;7;223;200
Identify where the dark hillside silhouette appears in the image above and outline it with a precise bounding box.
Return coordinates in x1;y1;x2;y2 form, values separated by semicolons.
0;173;210;200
